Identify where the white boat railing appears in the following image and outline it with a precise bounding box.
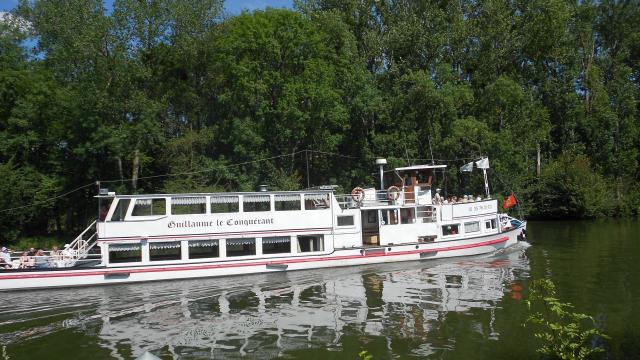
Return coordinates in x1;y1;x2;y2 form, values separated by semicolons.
2;222;100;269
62;220;99;267
335;187;431;209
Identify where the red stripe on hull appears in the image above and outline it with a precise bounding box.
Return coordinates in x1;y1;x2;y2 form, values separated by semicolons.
0;236;509;281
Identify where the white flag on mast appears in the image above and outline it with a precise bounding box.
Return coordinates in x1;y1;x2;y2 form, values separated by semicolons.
460;161;474;172
475;157;490;169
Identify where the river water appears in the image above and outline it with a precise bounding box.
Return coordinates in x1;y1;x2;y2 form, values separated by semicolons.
0;220;637;359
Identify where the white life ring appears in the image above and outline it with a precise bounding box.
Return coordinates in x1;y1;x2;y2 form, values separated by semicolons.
387;186;400;201
351;187;365;203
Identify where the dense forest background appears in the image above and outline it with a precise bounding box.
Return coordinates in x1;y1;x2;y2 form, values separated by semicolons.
0;0;638;242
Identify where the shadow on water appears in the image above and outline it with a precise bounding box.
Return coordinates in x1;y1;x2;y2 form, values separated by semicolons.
0;243;533;359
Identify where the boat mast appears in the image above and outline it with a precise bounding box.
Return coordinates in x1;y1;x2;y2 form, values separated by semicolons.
482;169;490;199
376;158;387;190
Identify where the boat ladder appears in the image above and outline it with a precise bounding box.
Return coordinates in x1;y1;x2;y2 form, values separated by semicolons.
62;220;100;267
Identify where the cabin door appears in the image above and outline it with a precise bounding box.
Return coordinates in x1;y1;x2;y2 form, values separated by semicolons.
361;210;380;246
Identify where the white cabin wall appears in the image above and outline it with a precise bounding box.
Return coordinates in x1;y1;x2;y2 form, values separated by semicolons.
332;209;361;248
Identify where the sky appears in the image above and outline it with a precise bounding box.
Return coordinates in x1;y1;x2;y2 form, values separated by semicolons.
0;0;293;14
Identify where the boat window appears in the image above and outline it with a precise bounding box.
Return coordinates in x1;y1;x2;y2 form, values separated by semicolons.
275;194;301;211
243;195;271;212
485;219;497;230
188;240;219;259
297;235;324;252
337;215;355;226
465;221;480;233
108;243;141;263
226;238;256;257
380;209;399;225
110;199;131;221
99;198;114;222
149;242;182;261
400;208;415;224
132;198;166;216
262;236;291;254
417;206;435;223
172;197;206;215
304;194;330;210
211;196;239;213
442;224;460;236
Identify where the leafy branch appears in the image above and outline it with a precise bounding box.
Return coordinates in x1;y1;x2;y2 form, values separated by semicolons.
525;279;609;360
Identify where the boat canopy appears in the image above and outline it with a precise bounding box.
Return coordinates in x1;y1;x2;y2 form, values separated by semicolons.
394;164;447;171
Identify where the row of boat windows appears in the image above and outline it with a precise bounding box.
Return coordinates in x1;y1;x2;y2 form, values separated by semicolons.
109;194;330;220
442;219;497;236
107;235;325;263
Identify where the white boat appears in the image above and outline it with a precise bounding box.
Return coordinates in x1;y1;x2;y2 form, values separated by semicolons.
0;159;526;291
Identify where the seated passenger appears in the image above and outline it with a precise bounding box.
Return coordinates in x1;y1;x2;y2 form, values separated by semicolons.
0;255;11;269
34;249;49;269
0;247;11;268
20;252;34;269
475;194;482;201
50;246;62;261
451;196;458;204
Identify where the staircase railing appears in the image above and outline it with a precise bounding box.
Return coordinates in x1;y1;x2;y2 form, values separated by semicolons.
62;220;99;267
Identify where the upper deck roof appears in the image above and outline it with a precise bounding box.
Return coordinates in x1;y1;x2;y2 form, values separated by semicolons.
394;164;447;171
96;189;333;199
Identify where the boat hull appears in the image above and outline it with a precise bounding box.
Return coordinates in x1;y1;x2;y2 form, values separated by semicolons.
0;227;524;291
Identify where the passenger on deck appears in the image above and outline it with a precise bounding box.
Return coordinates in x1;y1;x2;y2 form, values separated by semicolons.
475;194;482;201
0;247;12;269
433;189;443;205
34;249;49;269
50;246;62;261
27;247;36;256
451;196;458;204
461;195;468;203
20;252;33;269
1;247;11;264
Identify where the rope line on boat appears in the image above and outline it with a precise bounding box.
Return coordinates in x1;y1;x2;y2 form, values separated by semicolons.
99;150;308;183
0;150;482;213
0;182;95;214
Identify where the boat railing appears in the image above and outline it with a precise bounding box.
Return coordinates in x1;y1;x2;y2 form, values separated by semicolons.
62;220;99;267
336;189;431;209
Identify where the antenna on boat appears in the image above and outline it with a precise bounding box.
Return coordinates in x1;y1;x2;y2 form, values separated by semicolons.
375;158;387;190
96;181;101;221
306;149;310;189
428;135;435;165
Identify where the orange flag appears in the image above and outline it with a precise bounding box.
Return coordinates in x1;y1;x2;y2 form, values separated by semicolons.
503;193;517;209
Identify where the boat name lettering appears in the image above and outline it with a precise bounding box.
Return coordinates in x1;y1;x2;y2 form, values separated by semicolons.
168;218;274;228
226;218;274;226
468;204;493;212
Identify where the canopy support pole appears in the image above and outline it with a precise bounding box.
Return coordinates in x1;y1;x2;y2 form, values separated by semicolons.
483;169;490;199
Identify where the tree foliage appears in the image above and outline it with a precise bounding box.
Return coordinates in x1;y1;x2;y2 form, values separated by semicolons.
0;0;639;241
525;279;609;360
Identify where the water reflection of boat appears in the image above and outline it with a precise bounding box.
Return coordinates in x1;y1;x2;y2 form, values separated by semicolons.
59;246;528;359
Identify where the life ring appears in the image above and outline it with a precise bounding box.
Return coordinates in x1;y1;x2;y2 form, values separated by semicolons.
351;187;365;203
387;186;401;201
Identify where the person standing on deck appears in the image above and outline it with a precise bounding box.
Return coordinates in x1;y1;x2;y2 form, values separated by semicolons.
434;189;443;205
